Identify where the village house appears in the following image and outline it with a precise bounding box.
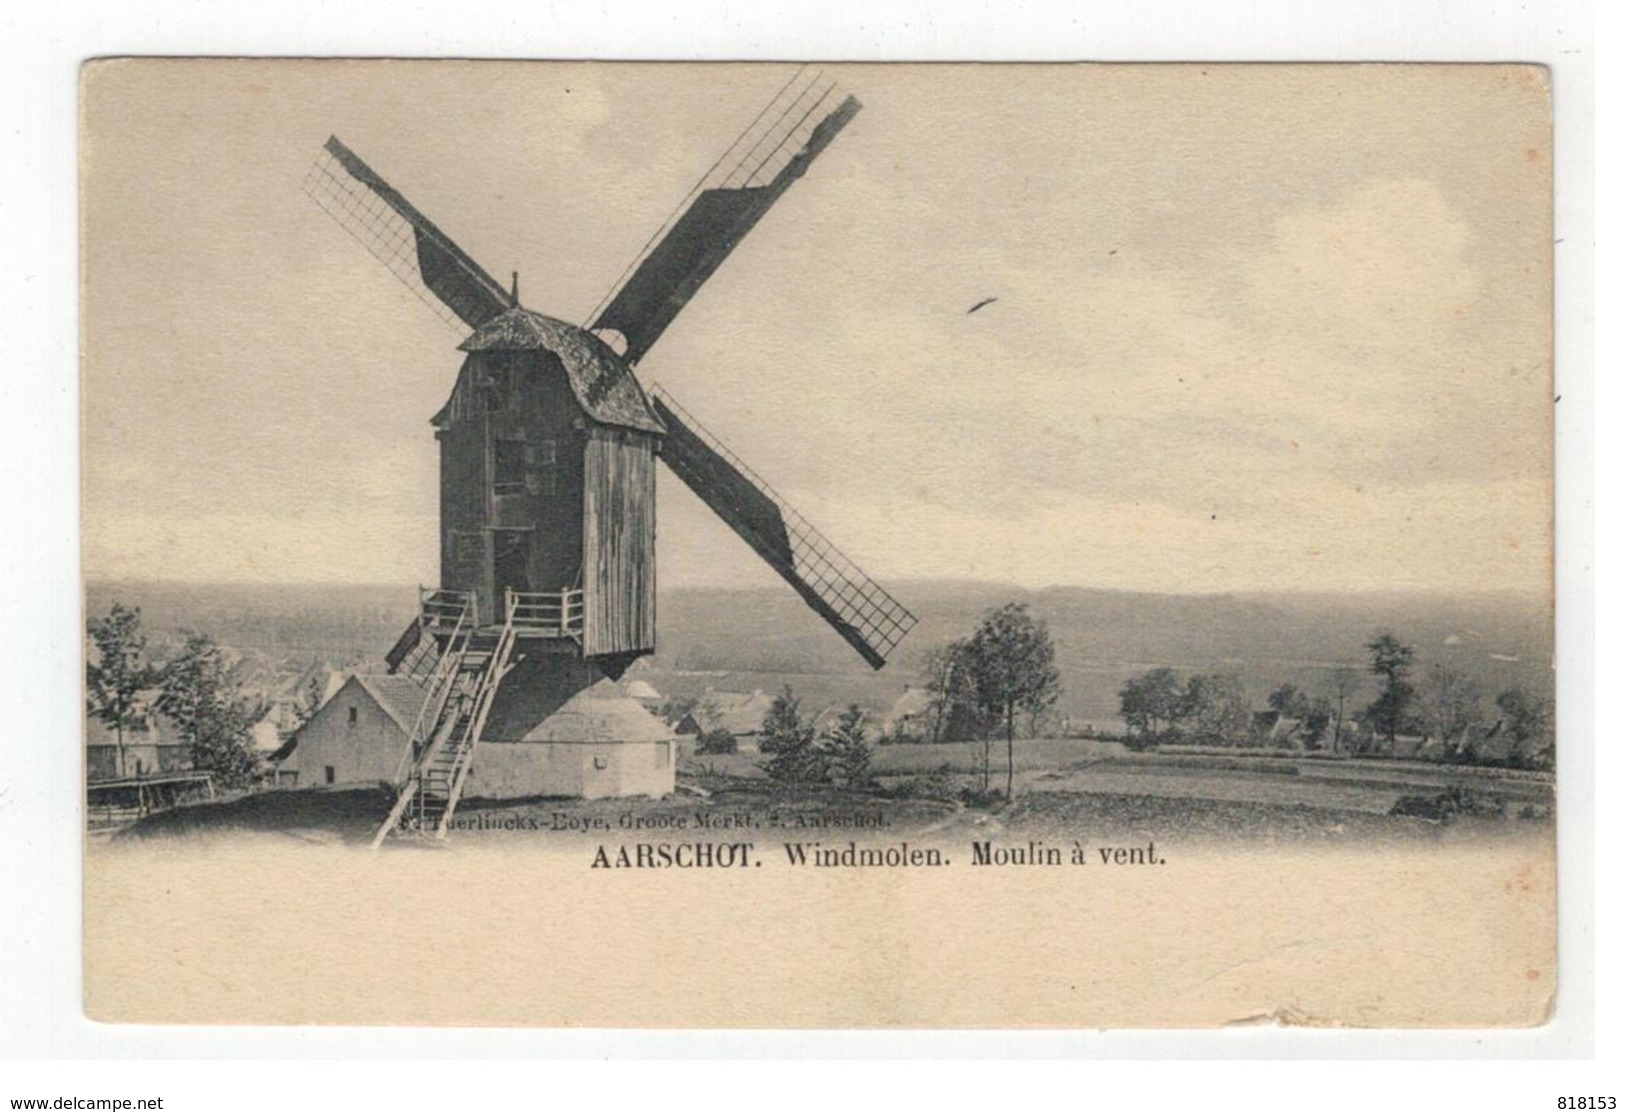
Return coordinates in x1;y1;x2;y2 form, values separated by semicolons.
1249;710;1306;749
278;674;423;789
668;706;705;739
84;693;191;782
681;689;777;752
84;695;217;826
621;678;663;714
881;685;933;742
810;703;878;737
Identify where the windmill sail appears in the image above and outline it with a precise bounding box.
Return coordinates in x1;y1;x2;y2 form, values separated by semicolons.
650;389;915;670
304;136;513;331
589;70;862;365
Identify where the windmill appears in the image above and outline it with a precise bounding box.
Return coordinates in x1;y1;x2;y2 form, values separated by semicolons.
302;69;917;843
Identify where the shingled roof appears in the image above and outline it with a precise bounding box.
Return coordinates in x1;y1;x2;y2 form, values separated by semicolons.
455;307;665;434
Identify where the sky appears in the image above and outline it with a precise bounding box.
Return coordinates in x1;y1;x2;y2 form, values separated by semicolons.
81;61;1552;594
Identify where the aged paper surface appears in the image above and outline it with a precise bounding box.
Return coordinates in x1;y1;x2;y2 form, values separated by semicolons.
80;60;1554;1027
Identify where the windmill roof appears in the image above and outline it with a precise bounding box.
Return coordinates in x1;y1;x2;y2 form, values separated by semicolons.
458;307;665;435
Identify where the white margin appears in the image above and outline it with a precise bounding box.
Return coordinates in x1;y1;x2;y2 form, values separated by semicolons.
0;0;1600;1081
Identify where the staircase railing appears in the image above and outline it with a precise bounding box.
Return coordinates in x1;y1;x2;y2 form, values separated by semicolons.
434;592;521;836
420;586;475;632
371;589;524;847
388;595;473;788
372;593;476;849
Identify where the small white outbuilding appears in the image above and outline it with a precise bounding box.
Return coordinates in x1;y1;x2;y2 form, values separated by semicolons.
281;674;422;789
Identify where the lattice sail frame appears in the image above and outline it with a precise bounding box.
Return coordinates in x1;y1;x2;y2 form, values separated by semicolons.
651;388;917;668
303;137;512;332
586;69;862;364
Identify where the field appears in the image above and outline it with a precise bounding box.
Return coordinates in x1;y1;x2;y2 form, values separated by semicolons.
114;735;1553;850
697;736;1549;805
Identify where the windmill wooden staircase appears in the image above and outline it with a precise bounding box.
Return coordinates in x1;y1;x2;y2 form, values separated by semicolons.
372;591;520;847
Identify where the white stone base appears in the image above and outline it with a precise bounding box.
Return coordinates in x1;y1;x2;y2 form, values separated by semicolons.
467;739;676;801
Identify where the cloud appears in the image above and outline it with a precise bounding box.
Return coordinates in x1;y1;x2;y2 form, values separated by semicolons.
1244;178;1478;340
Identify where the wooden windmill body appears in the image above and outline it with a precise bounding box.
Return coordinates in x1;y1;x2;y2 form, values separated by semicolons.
434;310;662;665
304;71;916;843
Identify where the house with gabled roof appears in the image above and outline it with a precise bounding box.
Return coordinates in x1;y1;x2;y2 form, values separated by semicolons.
684;688;777;750
84;690;192;782
278;674;423;789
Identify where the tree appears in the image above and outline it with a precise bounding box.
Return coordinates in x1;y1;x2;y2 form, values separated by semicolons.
661;693;700;729
697;727;737;755
1302;696;1333;749
155;632;262;790
1262;682;1330;748
1364;632;1415;753
821;705;873;787
1119;667;1188;743
289;671;326;735
1495;686;1553;767
921;640;984;744
759;685;811;755
1419;663;1483;755
1326;666;1362;754
1267;683;1311;719
961;603;1060;800
1185;671;1250;745
86;603;159;779
760;686;824;783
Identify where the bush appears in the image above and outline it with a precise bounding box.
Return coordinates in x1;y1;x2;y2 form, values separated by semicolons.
759;687;826;783
1389;786;1505;822
697;729;737;755
959;785;1006;810
764;742;828;784
822;705;873;788
879;769;958;800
